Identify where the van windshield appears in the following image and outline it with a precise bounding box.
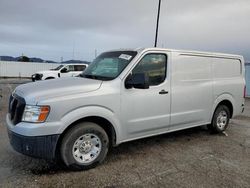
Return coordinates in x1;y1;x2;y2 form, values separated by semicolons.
80;51;137;80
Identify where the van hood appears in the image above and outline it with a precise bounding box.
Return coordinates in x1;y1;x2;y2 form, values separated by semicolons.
14;77;102;104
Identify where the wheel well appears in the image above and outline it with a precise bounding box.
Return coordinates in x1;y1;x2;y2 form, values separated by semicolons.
45;77;55;80
55;116;117;159
216;100;233;118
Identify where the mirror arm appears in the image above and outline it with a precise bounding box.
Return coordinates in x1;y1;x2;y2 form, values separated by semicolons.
125;76;133;89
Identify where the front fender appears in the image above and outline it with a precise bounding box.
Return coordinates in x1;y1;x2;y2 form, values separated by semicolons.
58;105;122;143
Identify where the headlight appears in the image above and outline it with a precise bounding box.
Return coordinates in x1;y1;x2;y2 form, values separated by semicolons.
22;105;50;123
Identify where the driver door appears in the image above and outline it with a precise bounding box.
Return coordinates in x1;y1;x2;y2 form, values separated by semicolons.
121;52;171;139
60;65;74;77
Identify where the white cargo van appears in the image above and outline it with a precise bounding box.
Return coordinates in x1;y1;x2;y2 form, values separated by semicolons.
6;48;246;170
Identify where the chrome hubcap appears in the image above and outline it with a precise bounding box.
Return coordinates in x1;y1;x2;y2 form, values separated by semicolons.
216;111;228;129
72;133;102;164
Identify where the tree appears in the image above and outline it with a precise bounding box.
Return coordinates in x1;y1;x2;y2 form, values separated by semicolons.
18;56;30;62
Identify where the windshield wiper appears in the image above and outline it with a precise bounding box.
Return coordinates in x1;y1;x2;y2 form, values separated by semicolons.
82;74;98;79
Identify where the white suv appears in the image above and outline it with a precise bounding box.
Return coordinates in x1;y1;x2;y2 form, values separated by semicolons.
31;64;88;81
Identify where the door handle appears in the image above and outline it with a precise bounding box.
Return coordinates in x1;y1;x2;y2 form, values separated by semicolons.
159;90;169;94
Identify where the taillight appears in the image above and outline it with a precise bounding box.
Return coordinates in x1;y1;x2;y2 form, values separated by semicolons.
244;85;246;98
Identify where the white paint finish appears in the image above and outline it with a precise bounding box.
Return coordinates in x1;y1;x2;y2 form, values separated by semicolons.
212;58;245;117
6;48;246;146
0;61;59;78
120;51;171;139
213;58;241;78
170;53;213;128
246;64;250;96
15;77;102;105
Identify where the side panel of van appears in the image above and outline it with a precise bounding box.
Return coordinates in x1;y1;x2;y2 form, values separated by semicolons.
212;58;244;117
170;53;213;129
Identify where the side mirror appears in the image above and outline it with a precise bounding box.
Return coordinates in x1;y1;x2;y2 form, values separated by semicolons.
125;73;149;89
60;68;68;73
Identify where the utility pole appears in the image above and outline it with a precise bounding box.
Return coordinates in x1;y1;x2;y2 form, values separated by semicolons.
154;0;162;47
72;45;75;60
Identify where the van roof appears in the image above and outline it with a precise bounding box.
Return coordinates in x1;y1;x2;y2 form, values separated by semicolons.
109;48;243;60
139;48;243;59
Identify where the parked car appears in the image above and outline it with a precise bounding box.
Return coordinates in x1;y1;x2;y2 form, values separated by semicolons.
6;48;246;170
31;64;88;81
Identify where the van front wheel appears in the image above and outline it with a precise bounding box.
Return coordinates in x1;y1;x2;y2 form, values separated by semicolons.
208;105;230;133
60;122;109;170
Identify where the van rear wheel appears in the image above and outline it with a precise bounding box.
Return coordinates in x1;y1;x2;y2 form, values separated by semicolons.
208;105;230;133
60;122;109;170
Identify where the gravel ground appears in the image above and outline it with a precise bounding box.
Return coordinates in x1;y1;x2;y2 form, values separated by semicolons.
0;79;250;188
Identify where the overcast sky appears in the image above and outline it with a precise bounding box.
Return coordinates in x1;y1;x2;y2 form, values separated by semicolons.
0;0;249;62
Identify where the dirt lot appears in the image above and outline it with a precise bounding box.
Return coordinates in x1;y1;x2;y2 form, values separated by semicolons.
0;79;250;188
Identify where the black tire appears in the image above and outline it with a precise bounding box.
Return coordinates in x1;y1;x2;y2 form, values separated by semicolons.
208;105;230;133
60;122;109;170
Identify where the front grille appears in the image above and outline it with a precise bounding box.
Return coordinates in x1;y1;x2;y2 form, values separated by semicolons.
9;94;26;125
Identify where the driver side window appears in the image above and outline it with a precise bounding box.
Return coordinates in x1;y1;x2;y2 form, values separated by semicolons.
132;54;167;86
64;65;74;72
